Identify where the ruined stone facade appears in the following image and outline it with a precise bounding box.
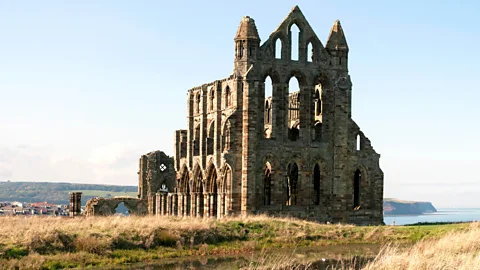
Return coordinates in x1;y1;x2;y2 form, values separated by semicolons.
84;6;384;225
163;6;384;225
84;150;175;217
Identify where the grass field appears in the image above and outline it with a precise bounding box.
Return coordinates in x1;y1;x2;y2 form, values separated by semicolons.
0;215;476;269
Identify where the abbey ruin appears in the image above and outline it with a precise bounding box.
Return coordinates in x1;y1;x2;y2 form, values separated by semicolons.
85;6;384;225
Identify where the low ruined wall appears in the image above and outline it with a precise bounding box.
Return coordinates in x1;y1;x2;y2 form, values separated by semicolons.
84;197;148;216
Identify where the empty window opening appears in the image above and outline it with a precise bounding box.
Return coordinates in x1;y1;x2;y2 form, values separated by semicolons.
290;24;300;61
195;94;201;114
264;76;273;138
207;122;214;155
264;163;272;205
307;42;313;62
353;169;361;208
115;202;128;216
265;101;271;124
356;134;361;151
194;124;200;156
315;89;321;116
286;163;298;205
221;166;232;216
225;86;231;108
275;39;282;59
288;77;300;141
239;41;244;58
209;90;215;112
313;164;320;205
209;169;218;217
223;121;231;151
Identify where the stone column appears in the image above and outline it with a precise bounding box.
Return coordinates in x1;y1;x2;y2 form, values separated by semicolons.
166;195;172;216
155;193;161;216
178;193;184;216
204;193;209;217
196;194;202;217
191;193;196;217
159;194;164;215
69;192;82;217
218;193;224;218
173;194;178;216
210;194;215;217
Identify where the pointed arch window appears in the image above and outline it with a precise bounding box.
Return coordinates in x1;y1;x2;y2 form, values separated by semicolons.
223;121;231;151
207;121;215;155
314;89;321;116
356;134;361;151
209;89;215;112
307;42;313;62
264;163;272;205
290;24;300;61
193;124;200;156
195;93;201;114
264;76;273;138
225;86;231;108
286;163;298;206
353;169;361;208
288;77;300;141
275;38;282;59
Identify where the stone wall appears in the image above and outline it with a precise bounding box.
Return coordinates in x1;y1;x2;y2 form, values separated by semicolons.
84;197;148;217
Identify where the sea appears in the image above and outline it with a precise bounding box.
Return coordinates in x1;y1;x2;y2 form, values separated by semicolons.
384;208;480;225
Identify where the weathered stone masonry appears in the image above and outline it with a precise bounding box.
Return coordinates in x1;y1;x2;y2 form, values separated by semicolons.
164;6;384;225
84;6;384;225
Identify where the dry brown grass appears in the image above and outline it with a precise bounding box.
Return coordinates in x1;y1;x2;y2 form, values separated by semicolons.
360;222;480;270
0;215;476;269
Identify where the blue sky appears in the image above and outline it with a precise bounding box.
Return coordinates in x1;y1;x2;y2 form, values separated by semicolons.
1;1;479;207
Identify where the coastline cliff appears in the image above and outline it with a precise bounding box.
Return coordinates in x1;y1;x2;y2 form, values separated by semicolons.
384;198;437;215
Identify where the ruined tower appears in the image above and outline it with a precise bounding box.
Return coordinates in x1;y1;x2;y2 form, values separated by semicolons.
166;6;384;225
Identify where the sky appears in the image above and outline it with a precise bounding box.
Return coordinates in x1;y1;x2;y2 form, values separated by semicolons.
0;1;479;208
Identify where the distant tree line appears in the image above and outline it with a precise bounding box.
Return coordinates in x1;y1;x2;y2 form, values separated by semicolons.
0;182;137;205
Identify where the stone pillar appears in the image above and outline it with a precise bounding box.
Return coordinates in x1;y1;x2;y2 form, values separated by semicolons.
148;194;155;215
155;193;161;216
196;194;202;217
241;80;261;215
173;194;178;216
69;192;82;217
222;193;227;217
166;195;172;216
161;194;167;215
178;193;184;217
204;194;210;217
210;194;215;217
191;193;196;217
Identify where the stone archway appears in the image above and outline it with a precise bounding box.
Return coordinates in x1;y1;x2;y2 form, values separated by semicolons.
84;197;148;217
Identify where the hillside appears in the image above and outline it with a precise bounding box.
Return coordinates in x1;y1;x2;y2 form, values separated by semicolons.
1;182;437;215
384;198;437;215
0;181;137;205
